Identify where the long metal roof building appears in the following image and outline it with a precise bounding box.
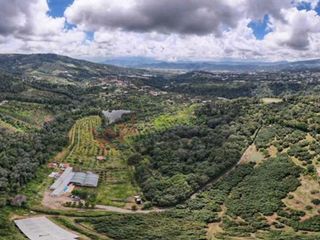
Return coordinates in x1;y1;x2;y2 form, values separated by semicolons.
50;167;75;197
71;172;99;187
50;167;73;190
49;167;99;197
14;216;79;240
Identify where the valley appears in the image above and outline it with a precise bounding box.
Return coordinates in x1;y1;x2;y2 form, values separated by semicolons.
1;54;320;240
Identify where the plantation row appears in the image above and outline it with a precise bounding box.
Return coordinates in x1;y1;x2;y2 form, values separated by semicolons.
64;116;104;169
56;115;138;206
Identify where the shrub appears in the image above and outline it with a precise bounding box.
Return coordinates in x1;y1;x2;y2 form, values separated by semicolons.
311;199;320;205
131;205;138;211
288;194;294;199
305;205;313;210
142;201;152;210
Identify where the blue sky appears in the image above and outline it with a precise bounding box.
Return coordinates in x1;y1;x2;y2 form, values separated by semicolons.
248;15;271;40
48;0;94;41
248;1;320;40
48;0;74;17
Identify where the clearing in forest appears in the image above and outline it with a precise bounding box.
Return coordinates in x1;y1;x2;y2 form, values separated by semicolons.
138;104;196;134
261;98;283;104
240;144;264;165
283;175;320;219
0;101;53;131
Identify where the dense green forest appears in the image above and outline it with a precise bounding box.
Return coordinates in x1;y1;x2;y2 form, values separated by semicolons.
131;99;259;206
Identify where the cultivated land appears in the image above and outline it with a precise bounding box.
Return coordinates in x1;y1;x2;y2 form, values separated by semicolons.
2;54;320;240
52;115;139;207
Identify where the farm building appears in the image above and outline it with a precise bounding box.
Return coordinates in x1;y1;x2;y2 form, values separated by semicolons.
71;172;99;187
14;216;79;240
50;167;99;197
50;167;75;197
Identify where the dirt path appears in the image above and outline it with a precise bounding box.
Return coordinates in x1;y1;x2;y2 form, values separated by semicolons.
42;125;263;215
95;205;166;214
190;125;262;200
190;157;243;200
0;100;8;106
42;190;166;214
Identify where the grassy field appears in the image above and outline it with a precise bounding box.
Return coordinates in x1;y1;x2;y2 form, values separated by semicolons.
240;144;264;165
0;101;53;131
283;175;320;218
261;98;283;104
55;115;139;207
137;104;196;134
0;119;21;132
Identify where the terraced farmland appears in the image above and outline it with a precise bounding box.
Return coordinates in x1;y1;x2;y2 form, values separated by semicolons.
57;115;139;207
64;116;103;169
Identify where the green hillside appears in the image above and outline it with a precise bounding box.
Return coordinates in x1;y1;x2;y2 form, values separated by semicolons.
1;54;320;240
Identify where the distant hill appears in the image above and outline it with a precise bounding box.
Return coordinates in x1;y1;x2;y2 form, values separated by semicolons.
103;57;320;72
103;56;163;68
0;54;148;85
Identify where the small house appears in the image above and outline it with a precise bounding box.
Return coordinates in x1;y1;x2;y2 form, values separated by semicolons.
134;195;142;205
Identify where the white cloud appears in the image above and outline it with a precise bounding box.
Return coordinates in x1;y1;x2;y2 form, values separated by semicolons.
65;0;247;36
265;8;320;50
0;0;65;38
0;0;320;61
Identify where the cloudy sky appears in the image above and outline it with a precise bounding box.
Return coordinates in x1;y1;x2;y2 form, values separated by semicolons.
1;0;320;61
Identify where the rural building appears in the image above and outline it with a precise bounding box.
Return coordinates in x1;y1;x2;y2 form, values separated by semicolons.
50;167;99;197
14;216;79;240
71;172;99;187
50;167;75;197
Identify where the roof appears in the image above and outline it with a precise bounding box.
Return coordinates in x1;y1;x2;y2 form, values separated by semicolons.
83;172;99;187
50;167;73;190
14;216;79;240
50;167;75;197
70;172;86;185
71;172;99;187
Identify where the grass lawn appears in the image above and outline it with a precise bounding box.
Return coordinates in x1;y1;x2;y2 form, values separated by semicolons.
20;167;53;206
96;181;139;207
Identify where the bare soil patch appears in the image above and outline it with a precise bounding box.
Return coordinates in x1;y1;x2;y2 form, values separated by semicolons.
283;175;320;219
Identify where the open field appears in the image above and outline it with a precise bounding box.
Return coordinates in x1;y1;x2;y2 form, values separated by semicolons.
283;175;320;218
261;98;283;104
0;101;53;131
137;104;196;135
240;144;264;165
0;119;21;132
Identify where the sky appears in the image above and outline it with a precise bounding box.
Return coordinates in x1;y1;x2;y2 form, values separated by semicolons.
0;0;320;62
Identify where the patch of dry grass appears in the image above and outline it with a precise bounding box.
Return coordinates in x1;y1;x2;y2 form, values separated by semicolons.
283;175;320;218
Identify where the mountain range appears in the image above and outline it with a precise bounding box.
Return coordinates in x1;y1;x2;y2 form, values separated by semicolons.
102;56;320;72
